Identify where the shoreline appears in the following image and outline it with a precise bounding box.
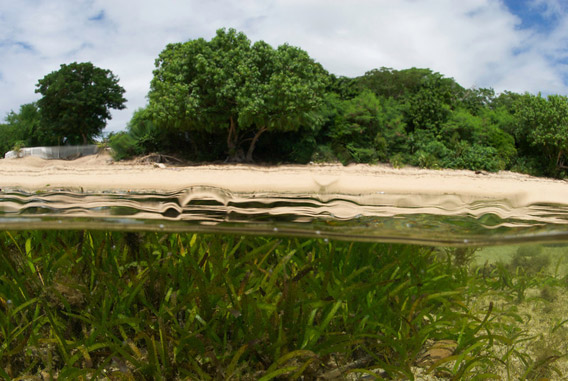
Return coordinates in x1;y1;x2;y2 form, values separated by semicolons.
0;152;567;208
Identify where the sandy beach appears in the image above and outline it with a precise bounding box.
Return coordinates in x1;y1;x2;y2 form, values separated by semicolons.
0;151;567;209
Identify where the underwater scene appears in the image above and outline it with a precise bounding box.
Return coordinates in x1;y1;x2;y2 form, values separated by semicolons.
1;188;568;380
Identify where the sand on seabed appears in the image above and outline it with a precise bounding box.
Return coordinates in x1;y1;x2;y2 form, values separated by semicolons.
0;151;567;208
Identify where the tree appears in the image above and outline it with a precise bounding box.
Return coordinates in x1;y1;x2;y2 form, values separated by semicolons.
328;91;407;164
459;87;495;115
148;28;329;162
514;93;568;176
437;108;517;171
108;108;162;160
35;62;126;145
355;67;463;101
0;122;19;157
0;103;46;156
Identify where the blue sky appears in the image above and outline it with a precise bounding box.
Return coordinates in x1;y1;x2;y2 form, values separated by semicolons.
504;0;564;31
1;0;568;133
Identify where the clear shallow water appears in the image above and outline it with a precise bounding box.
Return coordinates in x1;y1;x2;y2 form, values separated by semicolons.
2;187;568;379
1;186;568;245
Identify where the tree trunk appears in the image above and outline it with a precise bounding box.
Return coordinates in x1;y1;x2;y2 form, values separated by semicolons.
246;127;268;162
227;116;236;152
557;150;563;168
226;116;245;162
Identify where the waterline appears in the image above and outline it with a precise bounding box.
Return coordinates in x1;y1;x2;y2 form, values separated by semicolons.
1;187;568;245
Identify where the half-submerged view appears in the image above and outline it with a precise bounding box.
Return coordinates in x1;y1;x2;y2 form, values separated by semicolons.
3;3;568;379
2;150;568;380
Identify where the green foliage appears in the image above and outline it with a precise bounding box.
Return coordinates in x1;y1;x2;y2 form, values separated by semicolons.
354;67;463;134
107;131;138;160
109;108;163;160
409;129;450;168
0;232;473;377
389;152;407;168
447;143;503;172
459;87;495;115
5;29;565;178
405;84;453;132
310;144;338;163
0;124;19;157
110;107;228;162
407;108;517;172
513;93;568;177
327;74;358;100
355;67;463;101
343;66;524;173
0;232;566;378
253;129;319;164
0;103;44;156
148;28;329;162
327;91;408;164
35;62;126;145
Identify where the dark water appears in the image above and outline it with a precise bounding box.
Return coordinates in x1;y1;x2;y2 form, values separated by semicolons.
1;186;568;246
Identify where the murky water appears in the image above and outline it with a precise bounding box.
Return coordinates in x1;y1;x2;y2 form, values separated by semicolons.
1;186;568;245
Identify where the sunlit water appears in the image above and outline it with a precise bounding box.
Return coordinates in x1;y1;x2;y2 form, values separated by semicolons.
1;186;568;246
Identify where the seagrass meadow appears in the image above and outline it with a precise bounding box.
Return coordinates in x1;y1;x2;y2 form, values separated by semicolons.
1;229;568;380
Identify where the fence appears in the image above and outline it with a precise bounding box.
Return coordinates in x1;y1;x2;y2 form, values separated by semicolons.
4;145;100;160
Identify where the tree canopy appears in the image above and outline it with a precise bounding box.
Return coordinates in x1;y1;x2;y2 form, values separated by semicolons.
35;62;126;145
514;93;568;175
148;28;329;162
0;103;44;156
7;28;568;179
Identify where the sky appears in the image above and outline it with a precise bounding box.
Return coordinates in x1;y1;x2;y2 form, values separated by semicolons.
2;0;568;134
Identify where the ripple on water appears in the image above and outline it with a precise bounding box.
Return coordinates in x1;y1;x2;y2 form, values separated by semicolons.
0;186;567;246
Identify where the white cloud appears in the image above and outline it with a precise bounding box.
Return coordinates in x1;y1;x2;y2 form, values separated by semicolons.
1;0;568;134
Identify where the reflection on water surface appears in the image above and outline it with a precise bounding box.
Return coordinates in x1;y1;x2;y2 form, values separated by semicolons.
1;186;568;245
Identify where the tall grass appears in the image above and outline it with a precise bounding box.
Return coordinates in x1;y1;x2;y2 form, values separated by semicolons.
0;231;565;379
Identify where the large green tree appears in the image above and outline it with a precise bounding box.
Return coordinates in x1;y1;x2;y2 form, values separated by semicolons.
35;62;126;145
328;90;407;164
514;93;568;176
148;28;329;162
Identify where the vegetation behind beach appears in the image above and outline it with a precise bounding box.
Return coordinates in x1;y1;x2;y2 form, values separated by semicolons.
2;28;568;178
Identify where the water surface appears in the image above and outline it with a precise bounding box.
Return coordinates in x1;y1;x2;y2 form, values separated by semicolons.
1;186;568;245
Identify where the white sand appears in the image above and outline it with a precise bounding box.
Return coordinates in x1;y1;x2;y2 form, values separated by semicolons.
0;152;567;210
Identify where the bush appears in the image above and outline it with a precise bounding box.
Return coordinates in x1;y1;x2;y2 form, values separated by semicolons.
108;132;139;160
326;91;408;165
414;150;440;169
346;143;379;164
253;129;318;164
390;153;407;168
447;143;505;172
311;144;338;163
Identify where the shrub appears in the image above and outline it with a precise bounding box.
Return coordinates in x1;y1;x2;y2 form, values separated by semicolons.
390;153;407;168
311;144;338;163
108;132;139;160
